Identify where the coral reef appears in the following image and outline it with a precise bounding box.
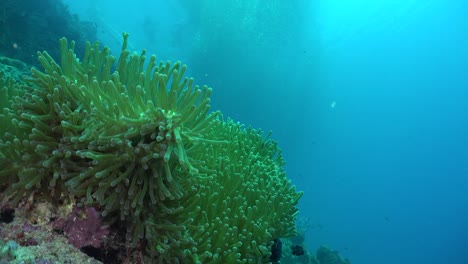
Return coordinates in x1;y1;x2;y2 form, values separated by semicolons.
316;246;351;264
0;205;101;264
52;205;110;249
0;0;96;67
0;56;31;81
280;238;352;264
0;33;302;263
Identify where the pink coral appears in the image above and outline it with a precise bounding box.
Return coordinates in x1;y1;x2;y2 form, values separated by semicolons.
54;205;109;248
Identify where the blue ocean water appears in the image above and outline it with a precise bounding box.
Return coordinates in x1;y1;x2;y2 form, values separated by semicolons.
63;1;468;263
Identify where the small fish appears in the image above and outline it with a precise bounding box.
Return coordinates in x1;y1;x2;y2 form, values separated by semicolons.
291;245;305;256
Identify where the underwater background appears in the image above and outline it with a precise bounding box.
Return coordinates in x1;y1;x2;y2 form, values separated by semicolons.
1;0;467;263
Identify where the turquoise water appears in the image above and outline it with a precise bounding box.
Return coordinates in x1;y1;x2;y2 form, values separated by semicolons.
63;1;468;263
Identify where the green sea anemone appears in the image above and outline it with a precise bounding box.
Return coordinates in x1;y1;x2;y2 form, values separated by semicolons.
0;33;302;263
